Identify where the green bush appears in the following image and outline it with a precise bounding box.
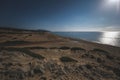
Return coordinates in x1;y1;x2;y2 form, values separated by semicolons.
49;47;58;49
93;49;108;54
59;46;70;50
71;47;85;51
0;40;30;46
60;56;77;62
4;48;45;60
25;47;47;49
85;64;92;69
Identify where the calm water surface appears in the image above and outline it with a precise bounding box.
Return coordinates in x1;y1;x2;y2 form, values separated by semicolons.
54;32;120;47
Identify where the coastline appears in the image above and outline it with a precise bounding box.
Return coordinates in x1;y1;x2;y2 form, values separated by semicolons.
53;31;120;47
0;28;120;80
53;33;120;56
0;29;120;57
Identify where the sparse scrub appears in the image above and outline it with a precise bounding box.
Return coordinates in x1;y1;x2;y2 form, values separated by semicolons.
81;53;89;58
3;48;45;60
85;64;92;69
5;41;30;44
33;66;44;74
59;46;70;50
0;40;31;46
71;47;86;54
60;56;77;62
112;68;120;77
12;37;17;40
28;34;32;36
71;47;85;51
40;77;47;80
92;49;109;54
49;47;58;49
97;58;103;63
106;55;114;60
25;47;47;49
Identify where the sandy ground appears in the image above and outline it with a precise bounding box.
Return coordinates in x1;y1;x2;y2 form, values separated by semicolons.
0;28;120;80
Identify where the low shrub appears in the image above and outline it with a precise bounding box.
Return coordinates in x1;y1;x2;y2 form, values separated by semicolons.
59;46;70;50
25;47;47;49
93;49;109;54
71;47;85;51
4;48;45;60
112;68;120;77
60;56;77;62
85;64;92;69
0;41;30;46
49;47;58;49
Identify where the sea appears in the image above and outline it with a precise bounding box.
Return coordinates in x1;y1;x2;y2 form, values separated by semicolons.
53;32;120;47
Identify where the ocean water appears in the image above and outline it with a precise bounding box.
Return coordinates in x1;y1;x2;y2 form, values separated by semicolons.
54;32;120;47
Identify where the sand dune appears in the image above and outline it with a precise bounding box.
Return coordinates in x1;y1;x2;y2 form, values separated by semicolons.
0;28;120;80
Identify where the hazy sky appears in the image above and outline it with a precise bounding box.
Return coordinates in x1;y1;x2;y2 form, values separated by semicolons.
0;0;120;31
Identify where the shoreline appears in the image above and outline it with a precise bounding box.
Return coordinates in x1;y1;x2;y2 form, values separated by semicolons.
0;28;120;80
53;32;120;47
0;28;120;57
54;32;120;48
53;34;120;57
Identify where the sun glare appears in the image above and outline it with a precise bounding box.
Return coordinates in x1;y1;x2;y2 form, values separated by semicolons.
99;32;119;46
108;0;119;3
106;0;120;12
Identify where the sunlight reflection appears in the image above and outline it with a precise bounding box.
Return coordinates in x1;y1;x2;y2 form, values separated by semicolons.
99;32;120;46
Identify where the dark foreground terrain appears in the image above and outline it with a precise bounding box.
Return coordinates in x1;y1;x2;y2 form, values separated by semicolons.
0;28;120;80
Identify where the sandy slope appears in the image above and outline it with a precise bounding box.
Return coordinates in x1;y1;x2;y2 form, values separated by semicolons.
0;28;120;80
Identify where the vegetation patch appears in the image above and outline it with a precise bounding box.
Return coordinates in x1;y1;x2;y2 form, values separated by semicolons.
33;66;44;74
104;65;120;77
3;48;45;60
85;64;92;69
106;55;114;60
49;47;58;49
97;58;103;63
0;41;31;46
59;46;70;50
93;49;109;54
60;56;77;62
71;47;85;51
25;47;47;49
28;34;32;36
112;68;120;77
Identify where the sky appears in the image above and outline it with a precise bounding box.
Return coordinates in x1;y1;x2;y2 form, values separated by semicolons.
0;0;120;31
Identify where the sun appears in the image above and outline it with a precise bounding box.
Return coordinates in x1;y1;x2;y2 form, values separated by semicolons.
108;0;119;3
106;0;120;12
107;0;120;5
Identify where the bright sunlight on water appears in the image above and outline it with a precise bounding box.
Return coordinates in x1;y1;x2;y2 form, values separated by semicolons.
99;32;120;46
54;32;120;47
